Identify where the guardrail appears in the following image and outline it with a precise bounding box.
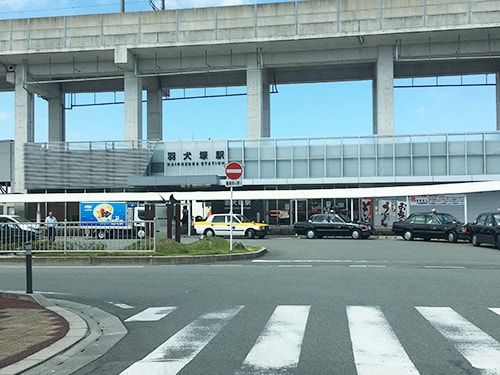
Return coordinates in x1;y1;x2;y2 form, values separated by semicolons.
0;220;156;253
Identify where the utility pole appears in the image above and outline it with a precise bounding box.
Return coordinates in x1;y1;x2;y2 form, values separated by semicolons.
120;0;125;12
161;0;165;10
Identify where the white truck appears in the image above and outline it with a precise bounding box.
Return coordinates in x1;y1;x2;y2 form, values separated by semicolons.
79;202;146;239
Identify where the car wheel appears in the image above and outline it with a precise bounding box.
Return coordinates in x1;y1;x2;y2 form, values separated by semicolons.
351;229;361;239
306;229;316;239
246;229;255;239
96;230;107;240
447;231;458;243
403;230;413;241
204;229;215;237
471;234;480;247
136;229;146;239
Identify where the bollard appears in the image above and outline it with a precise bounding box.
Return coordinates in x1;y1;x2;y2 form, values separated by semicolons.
25;242;33;294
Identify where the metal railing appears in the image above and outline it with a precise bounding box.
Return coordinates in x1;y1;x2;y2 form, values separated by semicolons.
0;220;156;253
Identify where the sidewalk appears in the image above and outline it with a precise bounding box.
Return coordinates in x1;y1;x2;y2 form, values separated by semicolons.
0;293;68;369
0;292;88;375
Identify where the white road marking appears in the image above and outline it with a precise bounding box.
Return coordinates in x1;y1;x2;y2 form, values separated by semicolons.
417;306;500;373
252;259;372;263
120;306;243;374
489;308;500;316
347;306;419;375
349;265;387;268
125;307;177;322
237;305;310;374
277;265;313;268
108;302;135;309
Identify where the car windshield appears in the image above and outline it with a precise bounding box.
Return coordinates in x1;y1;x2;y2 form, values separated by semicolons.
493;213;500;225
233;214;251;223
12;216;35;223
337;213;350;223
435;213;459;223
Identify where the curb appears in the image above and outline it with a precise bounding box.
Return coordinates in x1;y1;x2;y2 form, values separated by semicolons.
0;292;87;375
0;247;268;266
0;293;127;375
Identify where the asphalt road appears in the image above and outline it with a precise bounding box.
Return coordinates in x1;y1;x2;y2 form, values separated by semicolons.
2;236;500;374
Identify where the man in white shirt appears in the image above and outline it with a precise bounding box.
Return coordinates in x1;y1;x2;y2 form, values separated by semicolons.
45;211;58;241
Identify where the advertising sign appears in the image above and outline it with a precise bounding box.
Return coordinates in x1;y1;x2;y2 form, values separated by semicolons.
79;202;127;226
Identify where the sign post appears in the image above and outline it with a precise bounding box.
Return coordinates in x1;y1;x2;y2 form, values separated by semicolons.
225;162;243;251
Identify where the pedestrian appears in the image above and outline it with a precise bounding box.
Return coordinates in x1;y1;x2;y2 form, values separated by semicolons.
181;206;189;233
45;211;58;241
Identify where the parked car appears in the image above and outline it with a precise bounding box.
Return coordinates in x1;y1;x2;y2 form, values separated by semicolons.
0;215;41;236
392;210;466;242
464;211;500;249
292;213;374;239
0;222;38;246
193;213;270;239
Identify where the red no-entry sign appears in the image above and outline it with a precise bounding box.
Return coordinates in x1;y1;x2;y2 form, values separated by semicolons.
225;162;243;180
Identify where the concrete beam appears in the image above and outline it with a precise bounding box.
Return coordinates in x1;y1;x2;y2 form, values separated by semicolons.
115;47;136;72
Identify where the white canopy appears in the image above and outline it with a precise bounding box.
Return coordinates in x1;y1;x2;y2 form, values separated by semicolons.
1;181;499;203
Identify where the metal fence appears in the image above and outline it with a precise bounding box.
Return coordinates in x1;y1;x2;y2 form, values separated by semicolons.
0;220;156;253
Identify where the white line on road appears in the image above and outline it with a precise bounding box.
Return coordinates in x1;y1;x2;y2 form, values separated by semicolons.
252;259;373;263
277;265;313;268
125;307;177;322
237;305;310;374
489;308;500;316
108;302;135;309
416;306;500;373
120;306;243;374
347;306;419;375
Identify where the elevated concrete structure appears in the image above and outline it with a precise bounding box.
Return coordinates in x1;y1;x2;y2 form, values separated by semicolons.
1;0;500;192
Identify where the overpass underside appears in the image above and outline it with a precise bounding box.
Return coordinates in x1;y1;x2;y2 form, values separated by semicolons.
0;0;500;193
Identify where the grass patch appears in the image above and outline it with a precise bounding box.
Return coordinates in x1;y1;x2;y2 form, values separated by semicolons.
20;236;261;257
153;237;258;256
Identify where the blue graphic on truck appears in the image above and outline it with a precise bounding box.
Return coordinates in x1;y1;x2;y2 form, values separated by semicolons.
80;202;127;227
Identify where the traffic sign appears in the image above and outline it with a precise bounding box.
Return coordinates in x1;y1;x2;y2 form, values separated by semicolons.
225;179;243;187
225;162;243;180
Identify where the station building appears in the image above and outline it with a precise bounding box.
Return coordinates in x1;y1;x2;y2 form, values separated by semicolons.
1;0;500;228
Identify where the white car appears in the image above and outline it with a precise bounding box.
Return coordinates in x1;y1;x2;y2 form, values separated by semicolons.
0;214;41;241
0;215;41;233
194;213;269;239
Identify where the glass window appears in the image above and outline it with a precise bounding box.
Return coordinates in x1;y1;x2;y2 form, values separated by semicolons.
426;215;439;224
435;213;459;224
485;215;494;226
477;214;487;225
311;215;326;223
410;214;425;223
493;214;500;226
211;216;226;223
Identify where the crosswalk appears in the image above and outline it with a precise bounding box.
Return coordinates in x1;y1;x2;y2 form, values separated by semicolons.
119;305;500;375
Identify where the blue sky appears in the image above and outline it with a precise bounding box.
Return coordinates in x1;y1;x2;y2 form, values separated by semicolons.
0;0;497;142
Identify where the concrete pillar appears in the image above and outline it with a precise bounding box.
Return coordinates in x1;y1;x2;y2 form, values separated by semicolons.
48;89;65;142
497;72;500;131
147;89;163;140
373;45;394;135
124;72;143;141
12;65;34;193
247;56;270;138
